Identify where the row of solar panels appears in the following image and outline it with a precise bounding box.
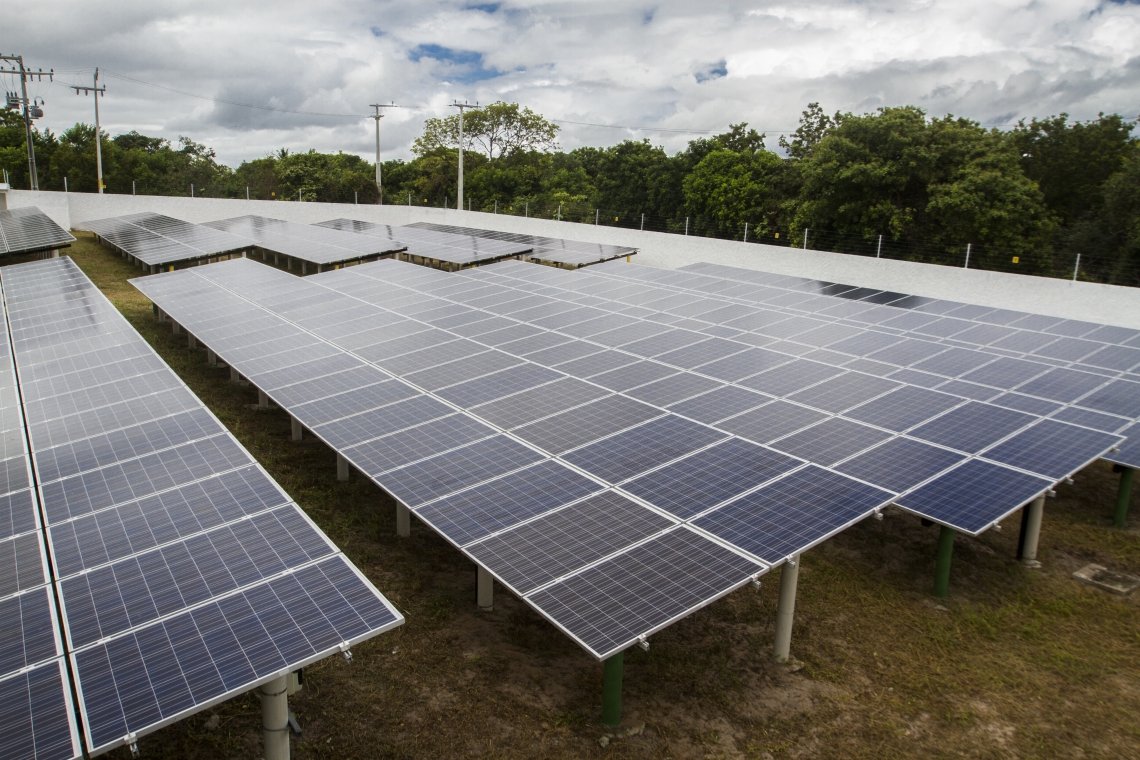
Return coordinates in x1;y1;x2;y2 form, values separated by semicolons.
0;207;75;256
82;212;636;271
0;257;402;760
406;221;638;268
134;253;1132;664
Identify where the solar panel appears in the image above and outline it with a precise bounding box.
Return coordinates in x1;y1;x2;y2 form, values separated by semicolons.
0;257;403;756
82;212;250;269
317;219;533;268
405;221;638;268
203;215;404;268
0;207;75;256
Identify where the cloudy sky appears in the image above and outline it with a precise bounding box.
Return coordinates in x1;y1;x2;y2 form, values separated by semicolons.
4;1;1139;167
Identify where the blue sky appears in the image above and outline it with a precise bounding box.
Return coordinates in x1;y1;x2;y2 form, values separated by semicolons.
3;1;1139;166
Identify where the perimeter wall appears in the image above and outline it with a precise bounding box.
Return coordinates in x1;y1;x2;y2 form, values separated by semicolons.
9;189;1139;329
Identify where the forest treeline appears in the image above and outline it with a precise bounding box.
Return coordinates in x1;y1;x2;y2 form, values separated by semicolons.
2;102;1138;284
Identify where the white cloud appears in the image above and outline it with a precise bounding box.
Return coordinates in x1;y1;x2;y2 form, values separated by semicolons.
2;1;1137;167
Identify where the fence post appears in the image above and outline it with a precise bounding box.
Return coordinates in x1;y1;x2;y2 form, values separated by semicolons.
64;177;68;193
876;234;882;258
1073;253;1081;282
743;222;749;243
525;201;528;217
407;192;411;206
640;213;644;231
595;209;599;226
355;191;358;205
133;180;136;196
964;243;971;269
191;183;194;198
685;217;689;236
494;199;498;214
557;203;562;221
802;228;809;249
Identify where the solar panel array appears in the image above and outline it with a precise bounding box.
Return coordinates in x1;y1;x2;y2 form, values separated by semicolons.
0;257;402;757
0;207;75;256
406;222;637;268
135;251;1126;663
317;219;533;268
203;215;406;267
83;213;250;269
0;264;81;760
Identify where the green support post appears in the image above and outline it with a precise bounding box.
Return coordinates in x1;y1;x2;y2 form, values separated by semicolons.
933;525;955;598
1115;467;1134;528
601;652;623;727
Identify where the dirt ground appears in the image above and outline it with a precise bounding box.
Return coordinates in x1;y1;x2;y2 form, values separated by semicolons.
34;234;1140;759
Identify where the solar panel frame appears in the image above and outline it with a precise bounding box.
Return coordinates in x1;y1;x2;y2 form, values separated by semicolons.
0;207;75;256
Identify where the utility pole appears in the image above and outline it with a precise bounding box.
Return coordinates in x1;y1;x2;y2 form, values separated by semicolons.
450;101;478;211
369;103;397;204
2;55;53;190
70;69;107;193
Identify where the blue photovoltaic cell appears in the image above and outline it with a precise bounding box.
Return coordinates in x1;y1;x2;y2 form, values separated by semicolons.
769;417;893;467
313;395;450;448
0;587;59;675
739;360;844;397
0;661;79;760
622;438;801;519
342;414;496;475
589;360;677;392
694;347;791;382
382;435;544;507
1077;379;1140;419
909;402;1035;454
525;527;762;659
74;555;399;754
990;393;1063;416
1015;368;1108;404
960;357;1050;388
714;394;827;442
693;465;892;564
414;460;603;545
895;459;1051;534
983;420;1121;479
666;385;771;424
1050;406;1130;433
435;363;564;408
465;491;675;594
834;437;965;493
562;415;727;484
786;373;900;413
1104;423;1140;469
843;385;964;432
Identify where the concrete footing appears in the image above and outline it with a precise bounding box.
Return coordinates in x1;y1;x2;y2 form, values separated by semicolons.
336;453;349;481
396;503;410;537
230;367;241;384
477;566;493;611
207;348;218;366
188;333;197;350
1019;496;1045;567
261;675;290;760
172;321;182;335
773;554;800;663
258;389;270;409
291;417;303;441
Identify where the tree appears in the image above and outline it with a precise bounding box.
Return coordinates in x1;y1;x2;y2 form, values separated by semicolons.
683;148;791;237
779;103;836;160
413;101;559;164
714;123;765;154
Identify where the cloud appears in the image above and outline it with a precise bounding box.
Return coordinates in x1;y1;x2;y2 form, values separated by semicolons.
4;1;1138;167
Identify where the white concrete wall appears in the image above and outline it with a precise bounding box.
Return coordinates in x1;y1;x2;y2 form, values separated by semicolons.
10;189;1140;329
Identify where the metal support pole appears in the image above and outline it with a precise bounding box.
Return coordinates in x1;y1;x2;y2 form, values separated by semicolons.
477;566;493;611
230;367;241;384
743;222;748;242
396;503;410;537
172;321;182;335
258;389;270;409
93;69;104;194
207;349;218;366
685;217;689;236
963;243;971;269
601;652;623;727
50;249;59;258
876;234;882;258
933;525;955;598
595;208;599;225
187;333;197;350
1073;253;1081;282
773;555;800;662
1019;496;1045;567
640;213;644;231
803;228;809;249
337;453;349;481
302;261;306;275
291;417;303;441
1115;466;1134;528
261;674;290;760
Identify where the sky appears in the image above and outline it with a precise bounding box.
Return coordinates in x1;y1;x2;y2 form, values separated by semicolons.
3;1;1139;167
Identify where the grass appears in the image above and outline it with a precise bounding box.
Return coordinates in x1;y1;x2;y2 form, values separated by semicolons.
48;233;1140;759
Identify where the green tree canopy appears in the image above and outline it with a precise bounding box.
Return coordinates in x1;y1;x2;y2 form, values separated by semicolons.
413;102;559;164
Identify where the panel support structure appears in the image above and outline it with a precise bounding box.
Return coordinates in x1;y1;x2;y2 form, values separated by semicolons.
230;367;241;384
258;389;270;409
291;417;303;441
1019;496;1045;567
206;348;218;367
337;453;349;481
1115;466;1134;528
773;554;800;663
601;652;623;727
396;503;410;537
172;321;182;335
261;674;290;760
187;333;197;350
933;525;955;598
477;565;493;611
